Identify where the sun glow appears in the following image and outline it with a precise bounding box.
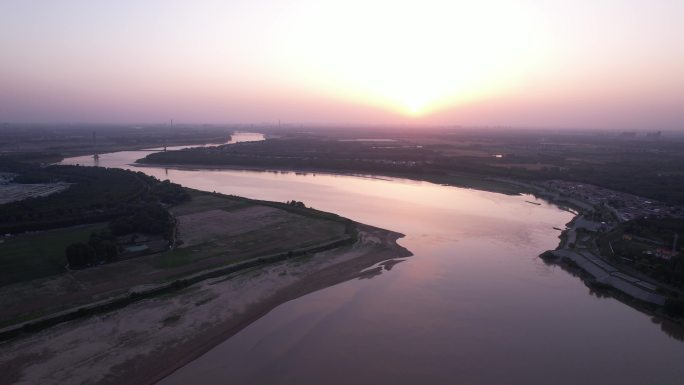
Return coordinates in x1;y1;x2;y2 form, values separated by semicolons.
276;0;550;117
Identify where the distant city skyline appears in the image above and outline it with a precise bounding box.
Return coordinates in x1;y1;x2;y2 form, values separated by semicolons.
1;0;683;130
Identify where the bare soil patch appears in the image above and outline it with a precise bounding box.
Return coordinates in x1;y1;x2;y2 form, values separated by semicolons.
177;207;293;247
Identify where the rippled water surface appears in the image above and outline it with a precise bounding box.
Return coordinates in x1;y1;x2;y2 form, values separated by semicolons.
62;133;684;385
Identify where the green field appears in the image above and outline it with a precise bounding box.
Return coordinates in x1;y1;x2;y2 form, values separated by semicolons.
0;223;106;286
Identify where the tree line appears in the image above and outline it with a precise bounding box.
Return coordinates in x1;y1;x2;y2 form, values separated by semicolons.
0;164;189;234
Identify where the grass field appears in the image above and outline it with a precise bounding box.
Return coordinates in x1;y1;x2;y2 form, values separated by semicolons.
0;223;106;286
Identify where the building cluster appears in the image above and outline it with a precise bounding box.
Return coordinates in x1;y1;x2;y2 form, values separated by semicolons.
539;180;683;222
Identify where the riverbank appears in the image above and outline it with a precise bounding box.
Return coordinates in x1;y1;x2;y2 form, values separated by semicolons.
0;224;410;385
541;215;666;305
488;177;677;310
534;192;684;335
0;231;355;342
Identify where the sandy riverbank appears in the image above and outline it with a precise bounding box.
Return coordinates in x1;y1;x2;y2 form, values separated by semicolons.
0;225;410;385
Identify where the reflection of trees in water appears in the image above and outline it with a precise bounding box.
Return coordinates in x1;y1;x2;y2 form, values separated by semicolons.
546;253;684;341
588;287;612;299
652;317;684;342
587;285;684;342
551;257;613;299
588;285;684;342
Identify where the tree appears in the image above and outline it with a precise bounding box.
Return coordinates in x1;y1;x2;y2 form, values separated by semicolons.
66;229;120;268
66;243;96;269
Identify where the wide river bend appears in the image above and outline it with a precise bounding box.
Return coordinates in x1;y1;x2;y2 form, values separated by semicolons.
62;133;684;385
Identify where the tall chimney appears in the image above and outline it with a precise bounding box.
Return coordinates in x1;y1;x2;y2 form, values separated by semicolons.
674;233;679;254
92;131;99;160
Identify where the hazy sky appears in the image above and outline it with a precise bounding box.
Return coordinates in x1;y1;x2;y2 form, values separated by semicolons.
1;0;682;129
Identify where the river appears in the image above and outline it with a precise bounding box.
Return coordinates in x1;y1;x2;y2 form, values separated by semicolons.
61;132;684;385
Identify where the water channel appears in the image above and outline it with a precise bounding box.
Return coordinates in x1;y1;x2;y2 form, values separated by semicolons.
62;132;684;385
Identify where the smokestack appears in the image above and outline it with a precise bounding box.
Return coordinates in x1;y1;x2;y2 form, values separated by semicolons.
92;131;99;160
674;233;679;254
165;119;172;152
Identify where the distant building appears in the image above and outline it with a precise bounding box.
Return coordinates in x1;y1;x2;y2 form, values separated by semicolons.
655;247;678;260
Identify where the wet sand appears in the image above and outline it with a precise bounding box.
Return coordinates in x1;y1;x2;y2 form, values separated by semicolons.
0;225;410;385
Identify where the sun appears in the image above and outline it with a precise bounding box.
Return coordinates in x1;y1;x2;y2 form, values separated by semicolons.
404;97;427;116
407;103;422;116
277;0;549;119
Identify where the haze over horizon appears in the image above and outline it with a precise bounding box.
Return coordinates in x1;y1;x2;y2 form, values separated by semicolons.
1;0;683;130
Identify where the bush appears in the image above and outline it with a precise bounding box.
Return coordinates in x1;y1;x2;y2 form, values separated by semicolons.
65;243;96;269
109;203;174;238
66;229;119;268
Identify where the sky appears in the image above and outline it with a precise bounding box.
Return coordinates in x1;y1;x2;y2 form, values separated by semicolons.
0;0;683;129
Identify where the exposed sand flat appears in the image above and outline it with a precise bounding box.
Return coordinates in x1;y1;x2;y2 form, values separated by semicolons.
0;225;410;385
